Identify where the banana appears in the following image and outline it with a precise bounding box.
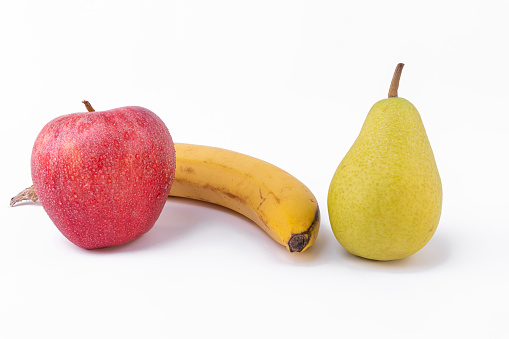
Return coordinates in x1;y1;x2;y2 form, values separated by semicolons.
169;143;320;252
11;143;320;252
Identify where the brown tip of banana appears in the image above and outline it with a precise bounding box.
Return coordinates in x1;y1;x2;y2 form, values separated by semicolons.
288;233;309;252
288;208;320;252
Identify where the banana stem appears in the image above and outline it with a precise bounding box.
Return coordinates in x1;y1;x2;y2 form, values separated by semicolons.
10;185;38;207
388;63;404;98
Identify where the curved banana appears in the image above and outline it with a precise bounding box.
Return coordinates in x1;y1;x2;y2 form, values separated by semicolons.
169;143;320;252
11;143;320;252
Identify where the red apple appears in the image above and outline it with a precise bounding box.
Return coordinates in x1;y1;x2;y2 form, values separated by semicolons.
31;102;175;249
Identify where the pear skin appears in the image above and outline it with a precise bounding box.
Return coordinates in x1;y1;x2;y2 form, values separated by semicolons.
327;64;442;261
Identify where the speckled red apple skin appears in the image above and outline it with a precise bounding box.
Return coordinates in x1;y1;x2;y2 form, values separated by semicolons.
31;106;175;249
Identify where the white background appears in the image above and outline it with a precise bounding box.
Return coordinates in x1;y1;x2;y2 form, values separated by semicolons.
1;1;508;338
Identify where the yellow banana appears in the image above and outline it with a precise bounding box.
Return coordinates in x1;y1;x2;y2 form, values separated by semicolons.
169;143;320;252
11;143;320;252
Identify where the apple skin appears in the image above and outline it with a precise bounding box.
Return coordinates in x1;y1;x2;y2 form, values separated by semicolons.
31;106;175;249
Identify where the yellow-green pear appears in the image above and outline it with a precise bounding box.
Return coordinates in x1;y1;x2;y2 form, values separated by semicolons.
327;63;442;261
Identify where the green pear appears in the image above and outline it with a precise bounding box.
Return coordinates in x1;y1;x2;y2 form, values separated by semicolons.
327;63;442;261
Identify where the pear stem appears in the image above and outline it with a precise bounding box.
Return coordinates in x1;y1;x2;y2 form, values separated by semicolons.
388;63;404;98
82;100;95;112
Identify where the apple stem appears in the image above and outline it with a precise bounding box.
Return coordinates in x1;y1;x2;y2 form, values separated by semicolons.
10;185;38;207
82;100;95;112
388;63;404;98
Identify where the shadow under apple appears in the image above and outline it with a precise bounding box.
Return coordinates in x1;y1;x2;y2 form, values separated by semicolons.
94;196;286;254
90;198;209;253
